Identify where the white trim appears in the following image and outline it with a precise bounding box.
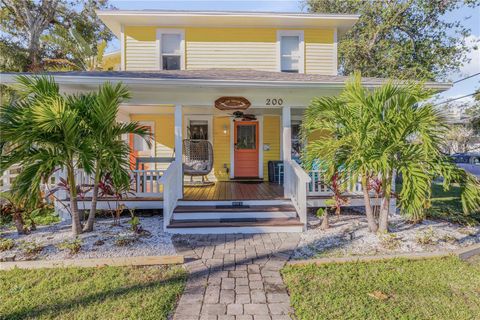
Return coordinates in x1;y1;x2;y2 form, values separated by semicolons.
156;28;186;71
276;30;305;74
281;106;292;202
183;115;213;144
97;10;360;19
333;28;338;75
120;25;125;71
229;119;235;179
258;115;264;179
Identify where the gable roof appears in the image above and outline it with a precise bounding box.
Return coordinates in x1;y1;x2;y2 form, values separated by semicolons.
96;10;360;38
0;70;452;91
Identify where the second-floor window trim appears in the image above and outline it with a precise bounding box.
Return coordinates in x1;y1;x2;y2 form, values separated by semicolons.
276;30;304;74
156;29;185;71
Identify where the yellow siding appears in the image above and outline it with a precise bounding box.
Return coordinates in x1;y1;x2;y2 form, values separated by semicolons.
304;29;336;75
130;114;175;170
124;26;336;74
263;116;281;181
213;117;231;181
124;26;157;70
186;28;276;42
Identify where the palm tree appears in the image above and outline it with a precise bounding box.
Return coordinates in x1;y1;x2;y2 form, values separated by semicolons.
302;73;480;233
302;85;380;232
43;28;107;71
0;76;94;235
79;82;150;232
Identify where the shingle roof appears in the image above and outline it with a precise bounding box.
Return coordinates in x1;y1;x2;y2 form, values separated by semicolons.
1;70;452;90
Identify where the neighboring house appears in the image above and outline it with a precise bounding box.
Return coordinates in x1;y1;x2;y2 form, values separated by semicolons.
0;10;451;234
101;50;121;70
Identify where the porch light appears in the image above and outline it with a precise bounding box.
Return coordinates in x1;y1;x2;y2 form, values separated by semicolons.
223;124;228;134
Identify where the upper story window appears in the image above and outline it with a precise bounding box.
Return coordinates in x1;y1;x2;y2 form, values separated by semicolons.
277;30;304;73
157;29;185;70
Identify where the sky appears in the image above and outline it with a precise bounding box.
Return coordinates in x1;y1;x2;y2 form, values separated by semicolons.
107;0;480;104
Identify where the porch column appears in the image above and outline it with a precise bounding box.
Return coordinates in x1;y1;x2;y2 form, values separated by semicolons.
282;106;292;196
174;104;183;197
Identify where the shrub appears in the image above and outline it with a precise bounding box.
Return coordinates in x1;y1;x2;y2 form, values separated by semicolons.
416;227;437;246
19;240;44;258
57;238;82;255
115;235;137;247
0;238;14;251
379;232;402;250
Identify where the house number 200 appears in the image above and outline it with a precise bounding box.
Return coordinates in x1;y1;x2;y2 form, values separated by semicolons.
265;98;284;106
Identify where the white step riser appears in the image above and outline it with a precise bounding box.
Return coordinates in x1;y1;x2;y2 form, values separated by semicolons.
173;211;297;220
177;199;292;206
166;225;304;234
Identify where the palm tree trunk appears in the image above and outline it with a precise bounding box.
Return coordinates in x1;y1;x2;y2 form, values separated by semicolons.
83;161;100;232
13;211;28;234
320;210;329;230
66;163;82;235
378;173;393;233
361;175;378;233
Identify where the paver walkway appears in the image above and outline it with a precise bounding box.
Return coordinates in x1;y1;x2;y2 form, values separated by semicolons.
172;233;301;320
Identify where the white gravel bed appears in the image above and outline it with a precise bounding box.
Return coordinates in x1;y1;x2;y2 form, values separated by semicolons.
0;216;177;261
293;213;480;260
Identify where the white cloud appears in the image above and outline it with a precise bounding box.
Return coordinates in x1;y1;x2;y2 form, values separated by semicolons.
456;35;480;80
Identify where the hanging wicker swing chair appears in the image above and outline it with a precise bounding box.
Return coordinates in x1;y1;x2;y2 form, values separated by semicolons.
183;139;215;186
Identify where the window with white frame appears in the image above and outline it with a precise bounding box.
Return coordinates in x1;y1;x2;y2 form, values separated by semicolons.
157;30;184;70
278;31;304;73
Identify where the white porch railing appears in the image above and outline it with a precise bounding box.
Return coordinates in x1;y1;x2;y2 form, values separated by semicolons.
284;160;311;229
131;169;165;195
307;170;363;196
158;160;182;231
74;169;166;197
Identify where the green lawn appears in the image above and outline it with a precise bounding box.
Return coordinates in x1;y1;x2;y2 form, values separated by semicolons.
282;257;480;320
396;181;480;224
0;265;187;320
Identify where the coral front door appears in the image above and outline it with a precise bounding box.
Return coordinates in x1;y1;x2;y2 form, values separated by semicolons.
234;121;259;178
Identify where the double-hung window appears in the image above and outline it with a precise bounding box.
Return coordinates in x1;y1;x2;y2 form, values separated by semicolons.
157;29;184;70
277;31;304;73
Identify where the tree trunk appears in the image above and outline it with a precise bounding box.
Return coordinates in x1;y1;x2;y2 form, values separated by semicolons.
320;210;329;230
378;174;393;233
13;211;28;234
361;175;378;233
83;161;100;232
66;164;82;235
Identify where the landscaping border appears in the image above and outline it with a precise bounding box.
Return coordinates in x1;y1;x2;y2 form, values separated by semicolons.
288;244;480;266
0;255;184;270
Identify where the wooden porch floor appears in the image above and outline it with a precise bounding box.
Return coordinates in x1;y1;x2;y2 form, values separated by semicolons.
183;181;285;201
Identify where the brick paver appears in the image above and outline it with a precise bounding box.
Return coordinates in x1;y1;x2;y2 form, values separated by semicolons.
172;233;300;320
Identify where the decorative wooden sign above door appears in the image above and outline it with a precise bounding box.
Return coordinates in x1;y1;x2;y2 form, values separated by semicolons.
215;96;251;111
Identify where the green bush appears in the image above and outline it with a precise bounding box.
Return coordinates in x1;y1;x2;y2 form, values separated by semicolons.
57;238;82;255
0;238;14;251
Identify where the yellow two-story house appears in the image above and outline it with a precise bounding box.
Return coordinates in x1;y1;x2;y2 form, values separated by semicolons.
2;10;450;234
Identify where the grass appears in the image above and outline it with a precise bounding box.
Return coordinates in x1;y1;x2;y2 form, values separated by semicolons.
282;257;480;320
0;265;187;320
396;181;480;225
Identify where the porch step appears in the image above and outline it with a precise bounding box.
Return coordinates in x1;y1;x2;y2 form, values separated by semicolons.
166;217;304;234
173;204;297;220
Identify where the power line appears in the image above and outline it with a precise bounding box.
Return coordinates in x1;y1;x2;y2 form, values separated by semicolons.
453;72;480;84
433;92;477;106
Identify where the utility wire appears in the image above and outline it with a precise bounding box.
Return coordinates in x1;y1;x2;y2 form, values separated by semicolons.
453;72;480;84
433;92;477;106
